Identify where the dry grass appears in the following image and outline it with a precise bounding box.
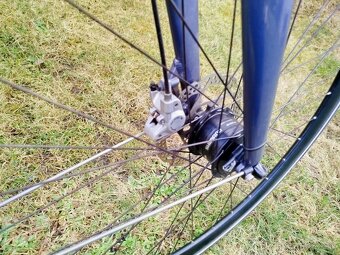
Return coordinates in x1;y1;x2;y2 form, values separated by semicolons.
0;0;339;254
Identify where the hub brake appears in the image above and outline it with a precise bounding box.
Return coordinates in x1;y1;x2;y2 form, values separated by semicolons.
144;74;267;179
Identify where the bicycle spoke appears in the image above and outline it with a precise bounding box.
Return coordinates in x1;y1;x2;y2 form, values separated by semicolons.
1;143;219;198
1;1;337;254
272;74;336;117
282;6;338;72
148;168;210;255
63;0;217;106
59;151;214;254
68;165;210;255
189;153;194;241
154;190;215;255
205;61;242;108
0;133;142;208
231;74;243;113
104;158;214;254
55;145;237;254
0;143;155;151
270;127;297;139
109;159;205;255
0;77;152;146
214;178;240;224
224;0;238;85
272;92;330;130
0;152;146;196
52;171;244;255
170;178;215;253
104;157;176;255
282;0;330;67
271;40;339;127
286;0;303;43
151;179;214;255
97;155;205;234
283;50;333;75
167;0;243;112
0;77;219;172
265;143;284;161
212;0;240;153
151;0;170;94
0;151;158;233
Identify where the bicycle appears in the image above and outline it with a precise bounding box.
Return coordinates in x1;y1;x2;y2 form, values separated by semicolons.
0;0;339;254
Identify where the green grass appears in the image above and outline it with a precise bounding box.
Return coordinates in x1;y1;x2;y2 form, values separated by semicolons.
0;0;339;254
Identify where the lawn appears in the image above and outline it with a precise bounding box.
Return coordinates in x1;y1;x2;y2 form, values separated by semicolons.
0;0;339;254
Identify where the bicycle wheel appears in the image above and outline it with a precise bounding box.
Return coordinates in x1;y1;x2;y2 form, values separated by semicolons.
0;0;339;254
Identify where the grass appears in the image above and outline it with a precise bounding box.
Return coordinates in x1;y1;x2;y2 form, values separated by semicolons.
0;0;339;254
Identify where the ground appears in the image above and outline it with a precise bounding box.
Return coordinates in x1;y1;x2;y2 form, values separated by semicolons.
0;0;339;254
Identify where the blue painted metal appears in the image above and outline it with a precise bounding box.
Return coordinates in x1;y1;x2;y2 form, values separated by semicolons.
241;0;293;166
166;0;200;84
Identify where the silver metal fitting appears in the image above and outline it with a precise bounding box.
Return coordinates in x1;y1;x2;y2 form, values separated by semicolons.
144;89;186;141
222;160;237;174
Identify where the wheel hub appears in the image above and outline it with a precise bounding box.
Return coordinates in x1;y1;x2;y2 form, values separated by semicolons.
184;107;244;177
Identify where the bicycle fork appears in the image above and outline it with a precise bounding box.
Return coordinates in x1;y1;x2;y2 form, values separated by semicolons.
144;0;294;179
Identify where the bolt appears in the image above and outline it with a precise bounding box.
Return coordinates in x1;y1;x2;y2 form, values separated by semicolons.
222;160;236;173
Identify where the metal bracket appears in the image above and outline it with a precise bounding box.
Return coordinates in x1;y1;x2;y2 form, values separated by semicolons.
144;84;186;141
234;161;268;180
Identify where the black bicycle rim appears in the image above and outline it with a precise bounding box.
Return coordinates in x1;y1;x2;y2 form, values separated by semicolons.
173;71;340;255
